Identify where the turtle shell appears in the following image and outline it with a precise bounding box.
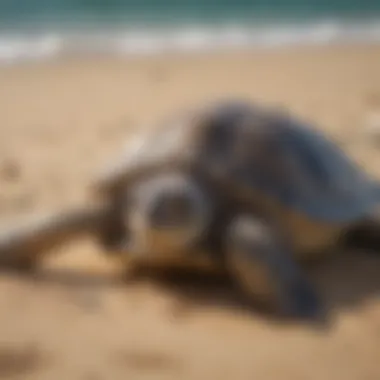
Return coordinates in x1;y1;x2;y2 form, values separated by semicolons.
93;100;378;223
191;100;378;223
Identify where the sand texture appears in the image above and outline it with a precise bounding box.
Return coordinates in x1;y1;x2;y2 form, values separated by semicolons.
0;44;380;379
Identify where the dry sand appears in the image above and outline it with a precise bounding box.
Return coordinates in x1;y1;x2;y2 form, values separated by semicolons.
0;44;380;380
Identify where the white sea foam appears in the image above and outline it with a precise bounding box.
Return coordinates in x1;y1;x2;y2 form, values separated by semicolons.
0;19;380;64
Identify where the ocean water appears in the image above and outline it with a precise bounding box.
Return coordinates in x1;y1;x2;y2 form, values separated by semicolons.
0;0;380;63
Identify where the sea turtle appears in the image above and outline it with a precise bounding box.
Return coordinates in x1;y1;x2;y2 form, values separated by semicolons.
0;99;379;320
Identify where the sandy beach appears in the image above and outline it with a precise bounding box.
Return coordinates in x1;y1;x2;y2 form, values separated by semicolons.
0;43;380;379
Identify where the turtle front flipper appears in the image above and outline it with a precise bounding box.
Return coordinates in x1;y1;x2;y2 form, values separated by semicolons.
225;216;324;320
0;204;111;270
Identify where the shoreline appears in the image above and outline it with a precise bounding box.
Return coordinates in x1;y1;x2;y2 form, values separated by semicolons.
1;18;380;65
1;39;380;69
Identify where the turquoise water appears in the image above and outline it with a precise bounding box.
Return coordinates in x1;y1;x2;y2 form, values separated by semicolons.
1;0;380;26
0;0;379;63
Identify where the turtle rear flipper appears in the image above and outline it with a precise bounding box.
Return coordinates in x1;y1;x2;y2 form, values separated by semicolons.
0;204;111;270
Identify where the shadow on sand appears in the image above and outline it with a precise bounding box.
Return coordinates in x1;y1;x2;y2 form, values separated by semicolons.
0;249;379;327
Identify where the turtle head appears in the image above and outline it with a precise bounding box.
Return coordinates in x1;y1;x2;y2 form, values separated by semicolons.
126;173;213;259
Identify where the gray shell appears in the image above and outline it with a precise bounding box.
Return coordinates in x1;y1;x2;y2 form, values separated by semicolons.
93;100;380;223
